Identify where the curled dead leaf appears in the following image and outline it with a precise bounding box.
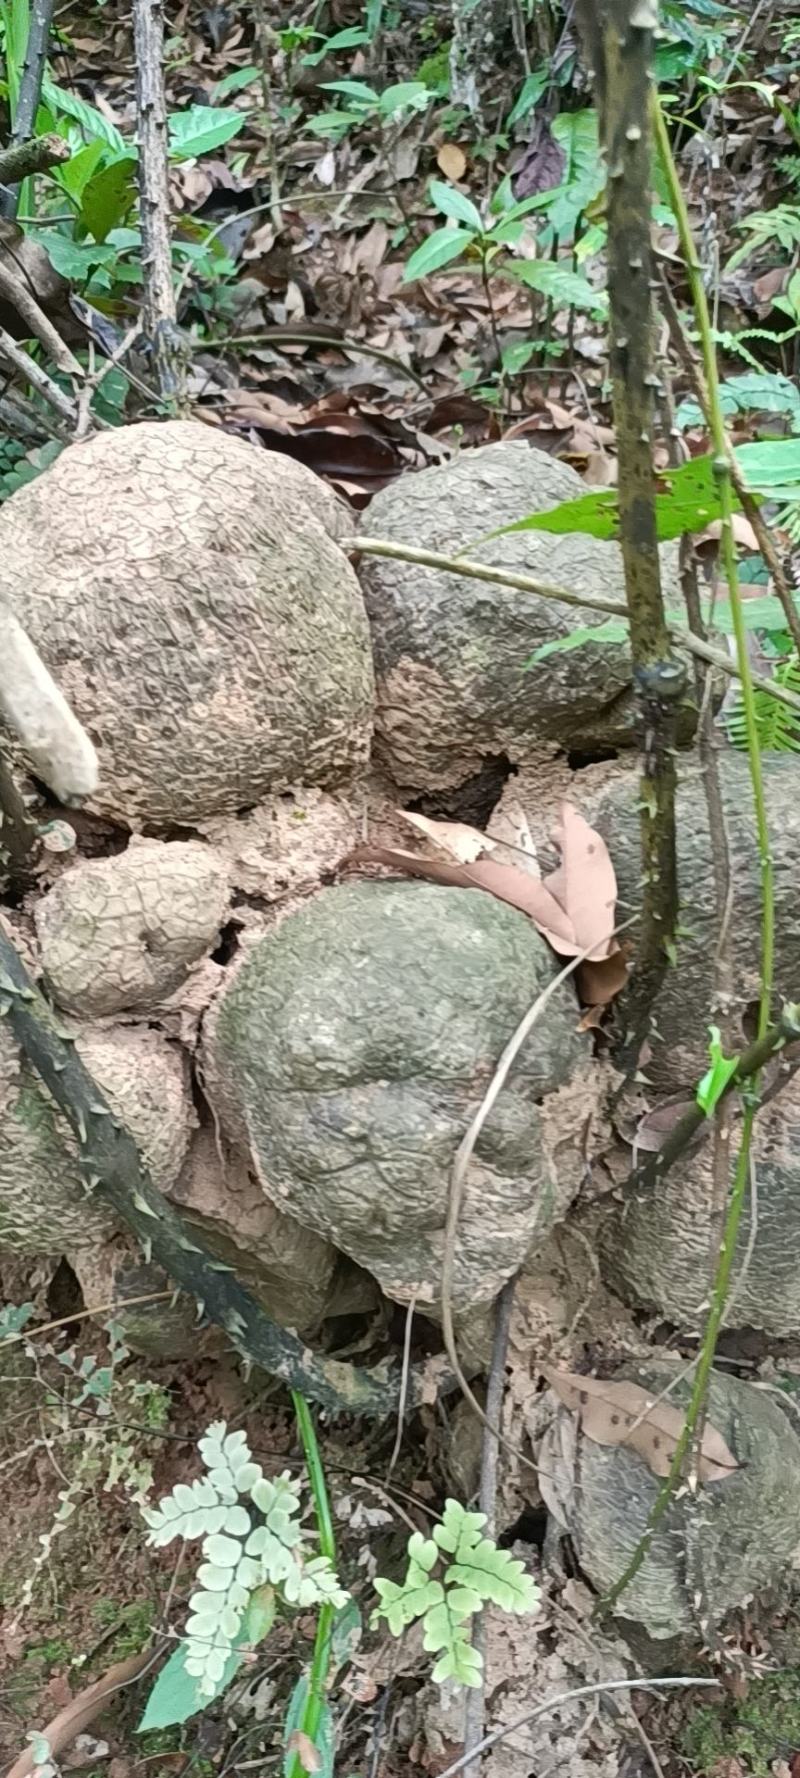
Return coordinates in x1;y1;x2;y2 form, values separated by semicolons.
543;1367;740;1483
398;809;494;864
436;143;468;181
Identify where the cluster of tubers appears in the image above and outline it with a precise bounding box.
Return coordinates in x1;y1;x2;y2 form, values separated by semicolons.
3;418;800;1649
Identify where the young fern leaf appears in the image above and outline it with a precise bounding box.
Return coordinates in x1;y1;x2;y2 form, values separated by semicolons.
434;1500;541;1613
424;1590;484;1687
142;1422;348;1700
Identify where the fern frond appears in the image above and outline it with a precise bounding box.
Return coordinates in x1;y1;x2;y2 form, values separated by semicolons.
725;653;800;753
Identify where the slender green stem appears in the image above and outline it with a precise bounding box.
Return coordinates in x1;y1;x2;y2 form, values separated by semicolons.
601;95;776;1617
288;1392;337;1778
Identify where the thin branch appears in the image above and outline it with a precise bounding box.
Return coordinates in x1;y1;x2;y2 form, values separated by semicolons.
577;0;682;1043
0;328;77;422
463;1274;517;1778
436;1678;720;1778
0;132;70;189
0;0;55;218
133;0;185;401
0;261;83;376
0;746;40;885
354;537;800;718
251;0;283;235
0;926;431;1420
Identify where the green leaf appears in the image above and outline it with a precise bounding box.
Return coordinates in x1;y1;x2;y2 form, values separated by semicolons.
377;80;429;116
317;78;378;103
477;456;744;548
34;229;117;279
428;178;483;232
41;77;126;152
434;1501;541;1614
80;155;137;241
676;373;800;431
696;1026;740;1116
168;104;249;160
528;618;630;663
373;1572;444;1635
302;24;371;63
138;1639;242;1731
55;138;105;200
213;66;260;99
507;69;548;128
283;1679;335;1778
735;436;800;500
404;226;475;280
508;259;607;315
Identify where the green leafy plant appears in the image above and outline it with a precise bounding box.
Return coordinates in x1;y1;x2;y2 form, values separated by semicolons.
140;1421;348;1716
726;652;800;754
307;76;430;140
372;1499;540;1688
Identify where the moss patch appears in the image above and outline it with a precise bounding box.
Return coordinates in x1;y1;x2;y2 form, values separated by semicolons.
682;1671;800;1776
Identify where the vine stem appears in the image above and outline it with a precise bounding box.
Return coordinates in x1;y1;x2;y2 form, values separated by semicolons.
600;94;776;1616
287;1394;337;1778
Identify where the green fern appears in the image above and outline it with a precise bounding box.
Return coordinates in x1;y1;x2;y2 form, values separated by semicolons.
726;653;800;753
372;1501;540;1689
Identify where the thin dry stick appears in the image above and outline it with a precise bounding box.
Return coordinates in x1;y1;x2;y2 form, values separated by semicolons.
0;261;82;376
0;327;78;423
251;0;283;234
437;1678;720;1778
440;923;636;1461
133;0;185;400
386;1288;418;1479
353;537;800;718
463;1274;517;1778
0;133;69;190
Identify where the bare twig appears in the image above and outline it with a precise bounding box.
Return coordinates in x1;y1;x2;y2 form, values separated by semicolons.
0;327;78;422
0;0;56;219
133;0;185;400
463;1274;517;1778
436;1678;720;1778
354;536;800;718
0;261;82;376
251;0;283;234
6;1649;157;1778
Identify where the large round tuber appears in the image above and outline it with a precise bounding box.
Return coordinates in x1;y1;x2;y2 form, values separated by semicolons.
357;441;683;789
539;1363;800;1647
0;421;374;825
584;754;800;1091
34;837;230;1017
204;879;588;1312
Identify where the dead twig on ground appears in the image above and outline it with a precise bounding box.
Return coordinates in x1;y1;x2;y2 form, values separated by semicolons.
0;261;83;376
437;1678;720;1778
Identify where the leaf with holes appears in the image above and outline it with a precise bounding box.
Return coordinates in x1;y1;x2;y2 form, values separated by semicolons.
543;1369;739;1482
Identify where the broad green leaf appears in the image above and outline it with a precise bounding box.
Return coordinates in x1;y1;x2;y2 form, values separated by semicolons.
80;155;137;241
735;437;800;500
42;76;126;152
138;1639;242;1731
508;259;607;315
507;69;548;127
305;109;364;138
696;1026;740;1116
34;229;117;279
404;226;475;280
55;138;105;200
477;456;743;547
282;1679;335;1778
318;78;378;103
213;66;260;98
303;24;371;62
429;178;483;232
676;373;800;431
528;619;630;664
378;80;430;116
168;104;249;160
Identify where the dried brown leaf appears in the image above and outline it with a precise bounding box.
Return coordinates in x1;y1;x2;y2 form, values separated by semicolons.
286;1733;322;1772
398;810;493;864
349;844;577;949
545;803;617;959
632;1098;695;1153
543;1367;739;1483
576;946;628;1007
436;143;468;180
